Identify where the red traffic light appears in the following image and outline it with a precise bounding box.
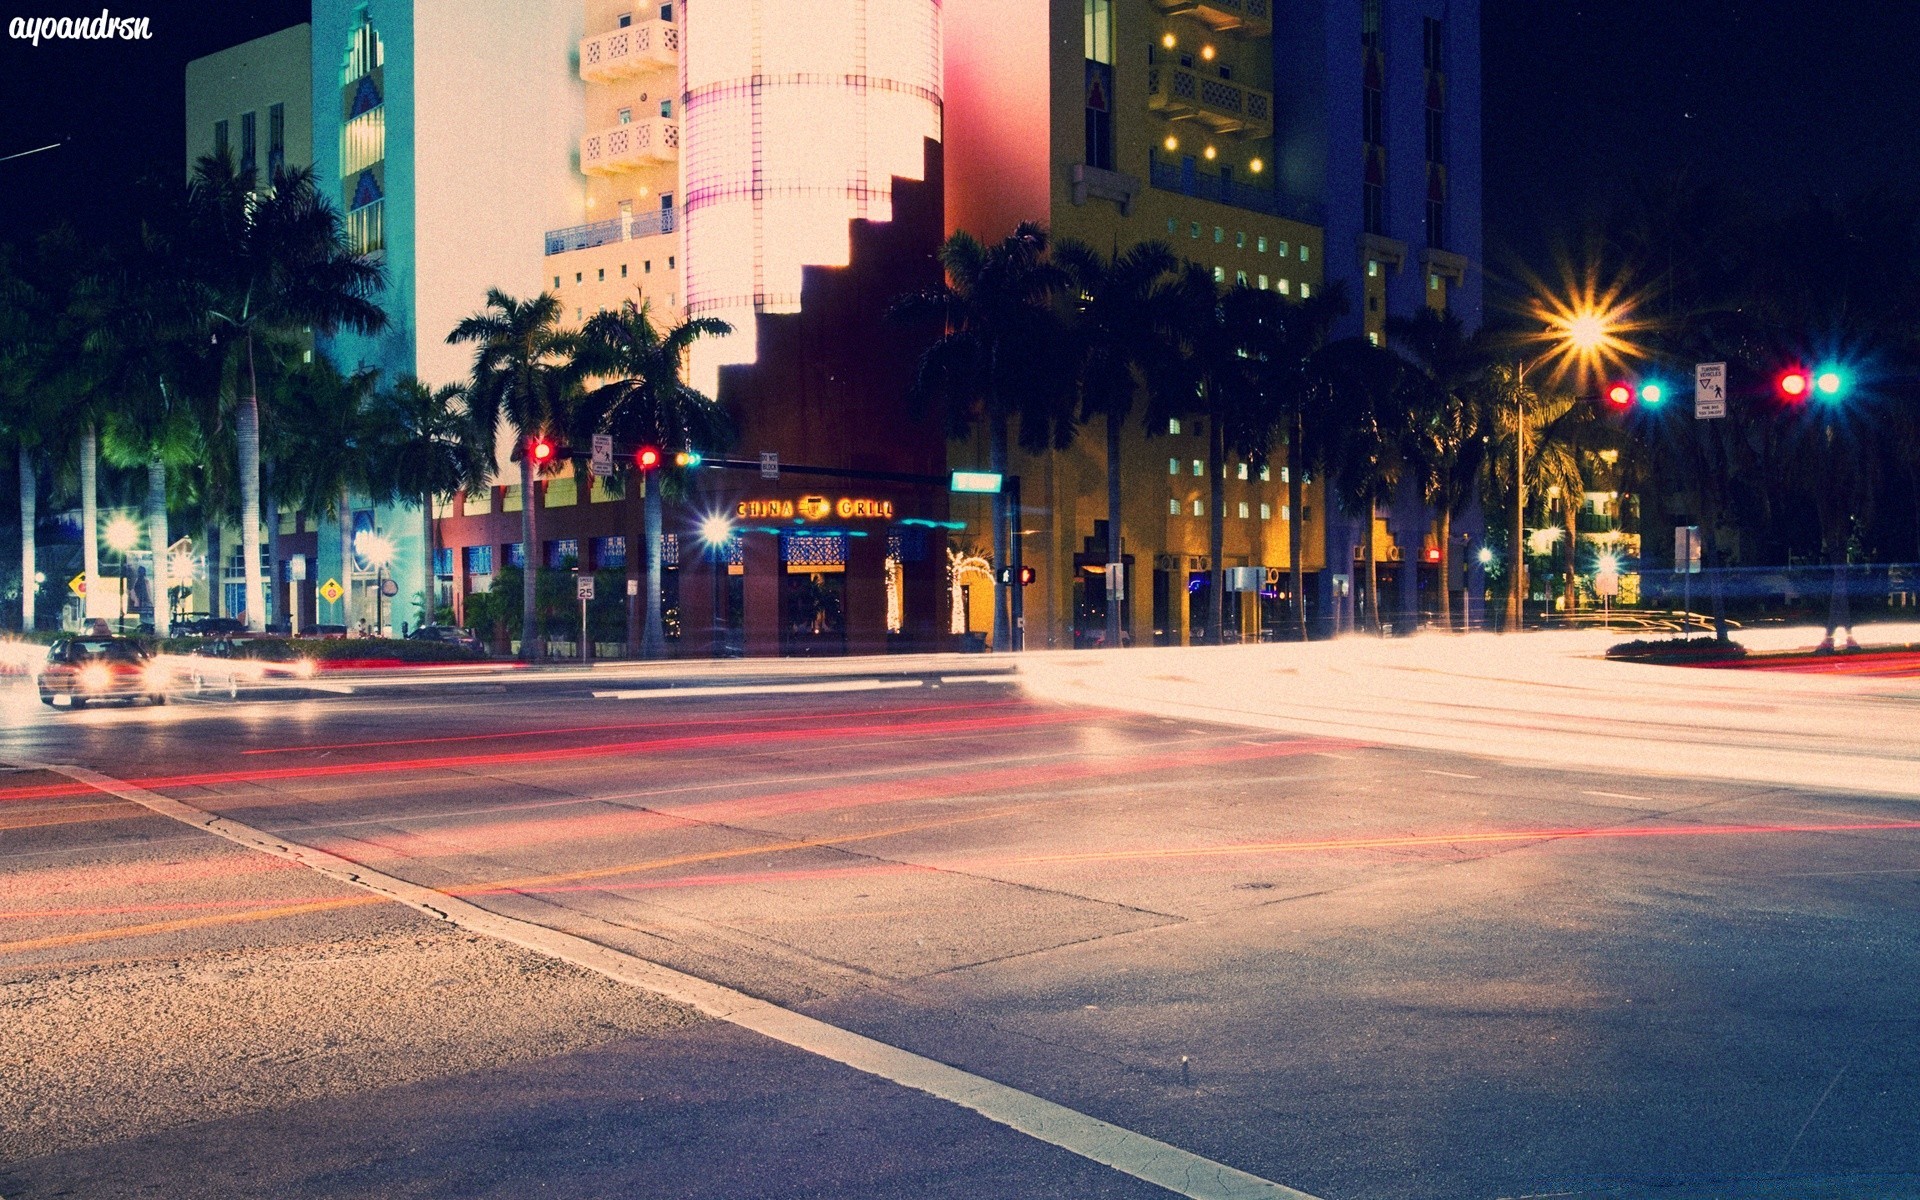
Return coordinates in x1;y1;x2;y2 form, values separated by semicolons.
635;445;662;470
1019;566;1036;586
1605;382;1634;407
1425;547;1442;563
1778;368;1810;399
529;437;555;464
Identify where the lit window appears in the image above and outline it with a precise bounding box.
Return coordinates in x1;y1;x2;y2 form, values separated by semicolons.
1300;282;1311;297
1278;279;1291;295
1169;417;1182;434
1238;502;1250;519
1192;459;1203;476
1280;466;1289;483
1214;226;1224;243
1300;245;1311;262
660;99;673;118
1167;218;1177;234
1258;274;1269;289
1260;503;1271;519
1236;270;1248;286
1259;465;1270;481
1368;331;1380;346
1237;463;1248;480
1257;236;1268;253
1277;241;1289;257
1190;222;1201;239
1169;498;1181;515
1192;500;1205;516
1235;231;1246;248
1169;457;1180;475
618;107;632;124
1430;273;1441;291
1368;260;1379;278
1281;505;1290;520
1214;266;1225;282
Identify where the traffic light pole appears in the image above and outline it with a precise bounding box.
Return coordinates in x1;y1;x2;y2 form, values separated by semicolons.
1008;475;1024;652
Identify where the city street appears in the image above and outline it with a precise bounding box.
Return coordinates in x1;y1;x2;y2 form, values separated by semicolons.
4;643;1919;1199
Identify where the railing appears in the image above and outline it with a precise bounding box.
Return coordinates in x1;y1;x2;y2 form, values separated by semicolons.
579;19;679;83
544;208;678;256
1147;64;1272;135
581;118;680;174
1147;154;1323;224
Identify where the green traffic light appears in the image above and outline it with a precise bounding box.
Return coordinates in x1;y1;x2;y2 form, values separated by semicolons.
1639;382;1664;405
1813;369;1845;397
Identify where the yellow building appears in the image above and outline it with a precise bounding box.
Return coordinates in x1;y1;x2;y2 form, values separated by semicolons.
944;0;1327;648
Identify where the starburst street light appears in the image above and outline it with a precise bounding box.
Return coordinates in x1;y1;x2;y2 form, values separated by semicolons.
1518;258;1652;391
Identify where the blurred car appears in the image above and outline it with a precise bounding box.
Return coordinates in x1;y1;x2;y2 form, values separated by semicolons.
174;615;249;637
407;624;485;654
181;638;317;697
308;624;350;639
39;636;169;708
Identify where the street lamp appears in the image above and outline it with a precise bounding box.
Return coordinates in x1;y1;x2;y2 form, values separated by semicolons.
356;530;395;637
698;513;734;658
105;514;139;630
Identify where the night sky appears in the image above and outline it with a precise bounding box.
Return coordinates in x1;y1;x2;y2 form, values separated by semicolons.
3;0;1918;278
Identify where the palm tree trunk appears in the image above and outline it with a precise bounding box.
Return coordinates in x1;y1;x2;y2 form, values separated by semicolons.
18;449;35;633
147;458;171;636
1104;407;1124;650
989;401;1010;652
1289;414;1307;641
81;424;103;620
339;483;353;632
239;336;266;632
643;476;665;658
520;455;542;660
264;459;281;631
205;523;222;620
1365;506;1380;632
1436;508;1453;632
1563;501;1578;622
421;494;436;629
1509;485;1525;633
1207;409;1226;644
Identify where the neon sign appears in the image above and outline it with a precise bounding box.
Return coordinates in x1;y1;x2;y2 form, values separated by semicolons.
736;496;895;521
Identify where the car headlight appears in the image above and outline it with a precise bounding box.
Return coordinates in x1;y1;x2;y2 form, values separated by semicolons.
78;663;112;692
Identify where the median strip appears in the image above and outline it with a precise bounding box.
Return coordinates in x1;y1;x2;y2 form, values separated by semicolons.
593;679;927;699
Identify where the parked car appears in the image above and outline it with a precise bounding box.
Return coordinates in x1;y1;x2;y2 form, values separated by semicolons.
307;624;350;639
38;636;168;708
407;624;485;654
174;615;250;637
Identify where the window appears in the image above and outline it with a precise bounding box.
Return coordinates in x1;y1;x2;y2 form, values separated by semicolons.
1192;459;1203;476
554;276;561;288
1424;16;1444;70
1427;195;1447;250
661;193;674;210
1259;465;1271;481
1361;0;1382;47
1426;105;1446;165
1277;279;1291;295
1168;218;1178;234
1430;273;1440;291
505;543;525;569
268;103;285;174
1169;417;1182;434
1236;270;1248;286
1368;331;1381;346
598;268;605;281
575;272;583;283
1214;266;1225;283
1300;245;1310;262
1282;505;1291;520
1362;81;1384;146
1192;500;1205;517
1169;458;1180;475
213;119;228;159
660;99;673;118
1214;226;1224;243
1238;502;1250;519
618;107;632;124
1083;0;1113;64
660;2;673;18
1257;236;1268;253
618;11;633;26
546;539;580;570
1169;498;1181;515
1258;274;1269;289
644;260;652;273
591;536;627;569
668;255;675;268
1300;282;1311;297
1277;241;1290;257
1260;503;1272;520
621;264;628;277
1085;56;1115;168
463;545;494;575
1190;222;1201;239
1280;466;1290;483
1235;231;1246;248
240;110;257;176
1237;463;1249;480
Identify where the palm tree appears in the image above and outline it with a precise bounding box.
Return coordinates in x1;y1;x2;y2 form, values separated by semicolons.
892;223;1075;651
0;246;50;631
447;289;580;660
373;376;490;630
1389;308;1490;631
273;360;384;630
1321;338;1412;633
189;152;386;633
577;300;733;658
1054;238;1179;650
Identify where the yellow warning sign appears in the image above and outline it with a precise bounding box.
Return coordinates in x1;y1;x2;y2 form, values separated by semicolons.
319;578;344;604
69;573;86;597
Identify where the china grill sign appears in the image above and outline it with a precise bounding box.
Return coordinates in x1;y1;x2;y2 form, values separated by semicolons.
737;496;895;521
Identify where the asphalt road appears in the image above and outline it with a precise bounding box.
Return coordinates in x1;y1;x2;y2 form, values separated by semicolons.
3;659;1918;1199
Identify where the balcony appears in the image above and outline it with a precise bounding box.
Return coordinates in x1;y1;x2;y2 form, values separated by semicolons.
580;118;679;175
544;207;678;256
1147;64;1272;137
1147;153;1323;224
1154;0;1272;37
579;19;678;83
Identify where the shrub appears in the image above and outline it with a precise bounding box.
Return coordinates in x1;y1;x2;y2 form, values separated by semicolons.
1605;637;1747;661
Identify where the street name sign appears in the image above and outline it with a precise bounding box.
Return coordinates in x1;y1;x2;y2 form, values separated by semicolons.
950;470;1005;494
1695;362;1726;419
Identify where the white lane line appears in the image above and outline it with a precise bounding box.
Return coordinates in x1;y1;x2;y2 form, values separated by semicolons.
937;675;1012;685
1420;769;1481;780
41;762;1320;1200
1582;790;1653;802
593;679;925;700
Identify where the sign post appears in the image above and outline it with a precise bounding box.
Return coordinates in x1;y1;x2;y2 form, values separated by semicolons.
1595;561;1619;629
1674;525;1701;635
1694;362;1726;420
576;574;595;663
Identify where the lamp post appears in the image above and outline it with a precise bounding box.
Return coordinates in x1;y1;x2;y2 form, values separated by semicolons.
699;513;733;659
104;514;139;632
357;530;395;637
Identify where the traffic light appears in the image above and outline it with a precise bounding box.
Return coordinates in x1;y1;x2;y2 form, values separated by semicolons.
1605;381;1634;407
1637;381;1666;405
674;449;703;468
1777;367;1811;400
1019;566;1036;586
1812;365;1848;401
529;437;556;465
635;445;662;470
